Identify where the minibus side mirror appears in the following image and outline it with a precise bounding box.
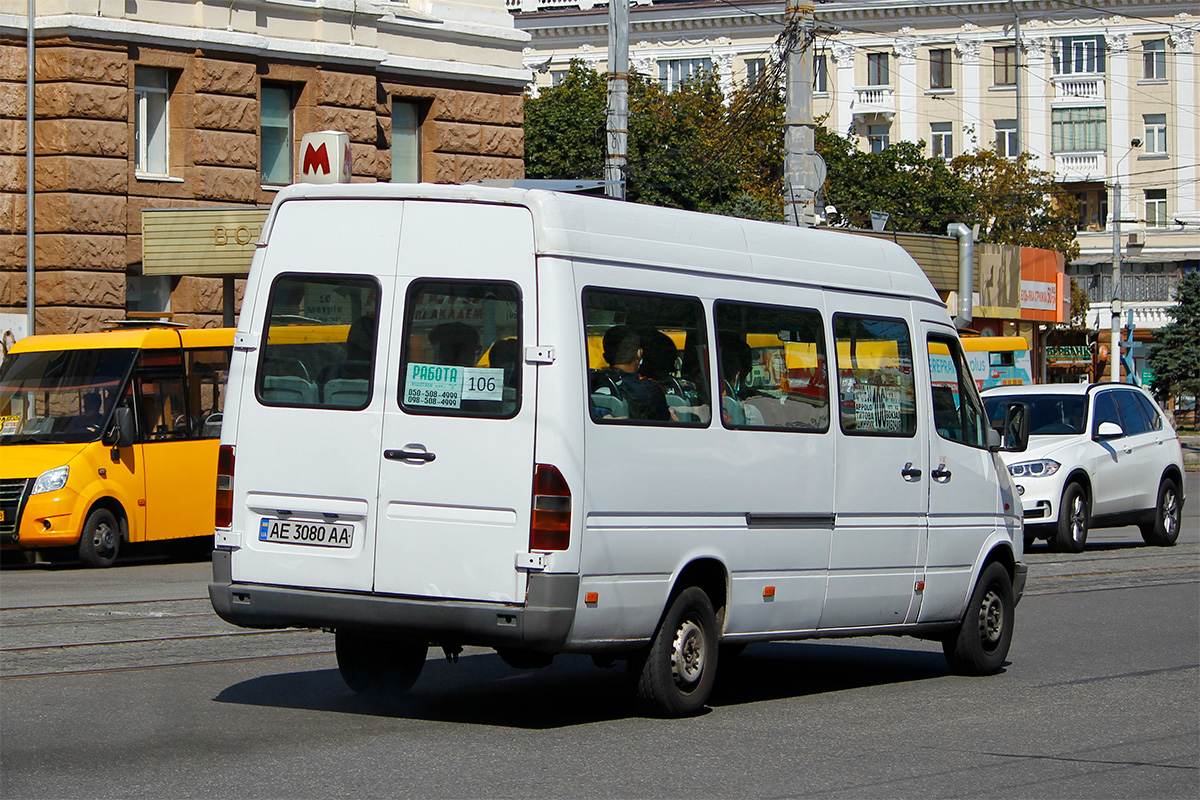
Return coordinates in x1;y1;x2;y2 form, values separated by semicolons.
1095;421;1124;441
104;407;136;457
994;402;1029;453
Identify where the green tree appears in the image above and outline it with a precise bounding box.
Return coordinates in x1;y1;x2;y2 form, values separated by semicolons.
1148;272;1200;406
524;61;783;218
1068;276;1090;329
817;128;972;233
950;149;1080;261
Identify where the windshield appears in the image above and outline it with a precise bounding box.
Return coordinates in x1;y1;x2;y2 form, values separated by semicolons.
0;348;137;445
983;393;1088;436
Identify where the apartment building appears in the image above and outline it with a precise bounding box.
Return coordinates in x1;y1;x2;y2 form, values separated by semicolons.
2;0;529;333
512;0;1198;381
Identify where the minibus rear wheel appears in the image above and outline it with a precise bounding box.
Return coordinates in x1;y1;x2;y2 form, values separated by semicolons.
78;508;120;568
335;630;427;696
629;586;718;717
942;562;1014;676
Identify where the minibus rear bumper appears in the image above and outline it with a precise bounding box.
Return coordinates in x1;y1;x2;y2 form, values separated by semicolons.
208;550;578;651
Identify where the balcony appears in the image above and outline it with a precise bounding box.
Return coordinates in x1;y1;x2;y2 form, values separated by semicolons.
850;86;896;119
1052;75;1106;104
1054;151;1106;182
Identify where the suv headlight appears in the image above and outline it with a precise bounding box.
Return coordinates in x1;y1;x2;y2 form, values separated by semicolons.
1008;459;1060;478
31;465;70;495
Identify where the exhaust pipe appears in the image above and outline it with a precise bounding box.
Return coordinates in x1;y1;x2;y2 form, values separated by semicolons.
947;223;973;329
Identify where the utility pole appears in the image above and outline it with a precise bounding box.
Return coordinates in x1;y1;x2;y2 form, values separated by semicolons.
784;1;823;227
1110;179;1121;383
26;0;35;334
605;0;629;201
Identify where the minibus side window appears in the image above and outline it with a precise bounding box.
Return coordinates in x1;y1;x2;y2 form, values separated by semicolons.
187;347;231;438
258;274;381;410
927;335;988;448
714;301;829;431
398;279;521;419
833;314;917;437
582;288;710;426
136;350;189;441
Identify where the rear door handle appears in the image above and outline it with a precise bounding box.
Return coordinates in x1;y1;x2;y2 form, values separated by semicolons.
931;465;952;483
901;462;922;482
385;447;436;463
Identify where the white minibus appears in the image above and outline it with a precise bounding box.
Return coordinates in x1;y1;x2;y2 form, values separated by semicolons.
210;184;1030;717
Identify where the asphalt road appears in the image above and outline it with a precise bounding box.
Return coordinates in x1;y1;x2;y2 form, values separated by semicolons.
1;473;1197;799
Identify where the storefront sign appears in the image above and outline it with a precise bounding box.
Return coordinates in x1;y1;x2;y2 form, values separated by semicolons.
1046;345;1092;364
1020;280;1058;311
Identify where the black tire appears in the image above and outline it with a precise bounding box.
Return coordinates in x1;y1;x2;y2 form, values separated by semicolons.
1052;482;1090;553
1023;533;1036;551
77;508;120;568
943;562;1014;676
335;630;427;696
1140;477;1182;547
629;586;718;717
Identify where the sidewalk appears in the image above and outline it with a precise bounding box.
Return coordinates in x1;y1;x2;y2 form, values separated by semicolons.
1181;435;1200;471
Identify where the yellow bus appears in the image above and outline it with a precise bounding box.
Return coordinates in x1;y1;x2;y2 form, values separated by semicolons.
0;325;233;566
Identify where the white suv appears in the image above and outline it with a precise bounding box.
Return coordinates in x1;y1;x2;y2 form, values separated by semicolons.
982;383;1186;552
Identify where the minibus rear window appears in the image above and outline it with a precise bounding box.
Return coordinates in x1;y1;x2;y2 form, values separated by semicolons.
833;314;917;437
257;274;381;410
398;280;522;419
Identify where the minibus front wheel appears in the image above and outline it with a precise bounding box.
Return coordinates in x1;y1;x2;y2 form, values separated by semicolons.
942;561;1014;676
335;629;427;697
78;507;121;568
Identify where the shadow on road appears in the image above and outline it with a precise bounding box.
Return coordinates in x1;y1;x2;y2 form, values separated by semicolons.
212;641;958;728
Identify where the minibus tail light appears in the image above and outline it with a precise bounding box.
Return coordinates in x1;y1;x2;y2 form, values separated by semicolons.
530;464;570;551
216;445;235;529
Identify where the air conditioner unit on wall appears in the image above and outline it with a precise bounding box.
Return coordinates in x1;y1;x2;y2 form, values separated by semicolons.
1127;230;1146;246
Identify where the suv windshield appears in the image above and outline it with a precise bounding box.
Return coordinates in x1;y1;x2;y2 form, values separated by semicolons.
983;393;1088;436
0;349;137;445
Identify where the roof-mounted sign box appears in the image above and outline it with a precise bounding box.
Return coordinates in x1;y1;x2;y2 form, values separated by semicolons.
299;131;352;184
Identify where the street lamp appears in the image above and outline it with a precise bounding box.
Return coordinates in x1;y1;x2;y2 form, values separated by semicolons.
1110;137;1142;383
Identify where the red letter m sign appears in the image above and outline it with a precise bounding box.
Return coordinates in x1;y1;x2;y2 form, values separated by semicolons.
303;142;330;175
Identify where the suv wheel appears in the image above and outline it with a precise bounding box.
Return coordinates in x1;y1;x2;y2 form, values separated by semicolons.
1140;477;1182;547
1052;482;1089;553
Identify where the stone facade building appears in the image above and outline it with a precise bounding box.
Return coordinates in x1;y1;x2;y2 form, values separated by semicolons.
2;0;529;334
512;0;1199;382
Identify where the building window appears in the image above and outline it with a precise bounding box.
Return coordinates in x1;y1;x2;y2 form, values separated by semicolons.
814;54;827;93
391;102;420;183
746;58;765;88
134;68;170;176
995;119;1019;157
867;53;889;86
1142;40;1166;80
1051;107;1106;152
550;70;569;86
929;49;952;89
658;58;712;92
931;122;952;160
1145;189;1167;228
868;124;890;154
1144;114;1167;155
993;46;1017;86
1052;36;1105;76
1072;187;1107;231
261;84;294;186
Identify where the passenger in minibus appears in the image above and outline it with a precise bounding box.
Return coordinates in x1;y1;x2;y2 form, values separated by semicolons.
594;326;670;421
430;322;482;367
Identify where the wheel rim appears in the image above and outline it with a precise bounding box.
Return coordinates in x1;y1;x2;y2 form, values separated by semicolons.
1068;493;1088;543
1163;489;1178;537
978;587;1005;650
91;521;116;556
671;618;706;690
